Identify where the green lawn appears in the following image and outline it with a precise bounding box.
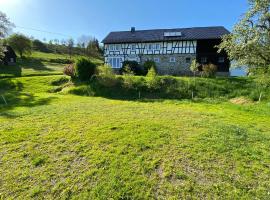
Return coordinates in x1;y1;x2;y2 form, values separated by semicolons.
0;76;270;199
0;51;103;78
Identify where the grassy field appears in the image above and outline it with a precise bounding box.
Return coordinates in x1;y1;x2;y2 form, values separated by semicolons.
0;75;270;199
0;51;103;78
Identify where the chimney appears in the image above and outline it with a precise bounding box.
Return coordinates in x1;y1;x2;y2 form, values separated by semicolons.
131;27;136;33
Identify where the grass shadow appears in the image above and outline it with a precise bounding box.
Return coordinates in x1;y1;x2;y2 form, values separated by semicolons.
0;79;57;117
17;57;54;71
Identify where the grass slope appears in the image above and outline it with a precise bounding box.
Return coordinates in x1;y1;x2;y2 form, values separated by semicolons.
0;51;103;78
0;76;270;199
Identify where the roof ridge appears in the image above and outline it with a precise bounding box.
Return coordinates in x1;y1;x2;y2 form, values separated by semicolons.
109;26;227;33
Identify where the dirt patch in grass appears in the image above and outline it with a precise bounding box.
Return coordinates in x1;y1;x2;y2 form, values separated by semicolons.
229;97;254;105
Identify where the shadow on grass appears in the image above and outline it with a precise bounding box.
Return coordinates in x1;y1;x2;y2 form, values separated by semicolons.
0;57;57;78
0;79;57;118
0;65;22;77
17;57;54;71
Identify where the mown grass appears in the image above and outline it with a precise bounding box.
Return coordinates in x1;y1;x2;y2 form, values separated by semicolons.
0;76;270;199
0;51;103;78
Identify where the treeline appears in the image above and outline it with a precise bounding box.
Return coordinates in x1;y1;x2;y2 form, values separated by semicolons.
2;33;103;59
32;37;103;57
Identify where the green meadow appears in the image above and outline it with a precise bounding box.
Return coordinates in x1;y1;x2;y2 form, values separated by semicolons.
0;75;270;199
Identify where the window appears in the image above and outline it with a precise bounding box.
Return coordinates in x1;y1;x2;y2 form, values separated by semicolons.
201;57;207;63
148;43;161;50
155;44;161;50
218;57;225;63
10;58;14;63
154;57;160;63
108;58;122;68
131;44;136;51
109;44;121;51
169;57;176;63
186;57;191;63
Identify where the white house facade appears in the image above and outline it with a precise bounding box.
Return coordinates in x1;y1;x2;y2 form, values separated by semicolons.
102;27;230;75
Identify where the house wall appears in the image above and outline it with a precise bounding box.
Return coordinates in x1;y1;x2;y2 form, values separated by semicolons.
141;54;196;75
196;39;230;73
104;40;197;70
103;39;230;75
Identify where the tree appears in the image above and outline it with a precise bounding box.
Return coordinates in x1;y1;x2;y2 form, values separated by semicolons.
0;11;14;60
218;0;270;70
32;39;49;52
7;34;32;58
67;38;74;58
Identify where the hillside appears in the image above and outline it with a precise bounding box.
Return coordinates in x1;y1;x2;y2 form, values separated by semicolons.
0;51;103;78
0;75;270;199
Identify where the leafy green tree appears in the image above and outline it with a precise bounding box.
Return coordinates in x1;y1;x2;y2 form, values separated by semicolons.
7;34;32;58
32;39;49;52
218;0;270;70
190;59;199;76
0;11;14;61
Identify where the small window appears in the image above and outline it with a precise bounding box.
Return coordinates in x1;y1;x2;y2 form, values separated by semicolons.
218;57;225;63
154;57;160;63
131;44;136;51
115;44;120;51
155;44;161;50
201;57;207;63
169;57;176;63
148;44;153;50
186;57;191;63
10;58;14;63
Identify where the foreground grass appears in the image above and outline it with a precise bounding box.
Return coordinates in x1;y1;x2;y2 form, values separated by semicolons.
0;51;103;78
0;76;270;199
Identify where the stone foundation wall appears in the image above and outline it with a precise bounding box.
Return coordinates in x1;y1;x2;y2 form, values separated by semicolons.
141;54;196;75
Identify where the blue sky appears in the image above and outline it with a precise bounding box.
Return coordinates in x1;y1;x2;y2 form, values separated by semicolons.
0;0;248;44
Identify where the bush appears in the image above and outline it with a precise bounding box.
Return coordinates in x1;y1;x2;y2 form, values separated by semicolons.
120;61;144;75
202;63;217;78
96;65;118;87
63;64;75;78
147;66;157;77
50;76;70;86
75;57;97;81
143;60;157;75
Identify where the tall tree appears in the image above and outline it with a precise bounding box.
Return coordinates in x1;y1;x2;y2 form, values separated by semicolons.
67;38;74;58
7;34;32;58
219;0;270;71
0;11;14;60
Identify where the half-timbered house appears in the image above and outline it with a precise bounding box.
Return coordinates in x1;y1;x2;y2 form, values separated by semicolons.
102;26;230;75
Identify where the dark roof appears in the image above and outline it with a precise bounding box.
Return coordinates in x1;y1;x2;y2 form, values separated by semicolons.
102;26;230;44
3;45;17;58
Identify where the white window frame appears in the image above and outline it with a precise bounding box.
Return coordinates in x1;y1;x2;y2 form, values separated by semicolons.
169;57;176;63
131;44;136;51
108;57;122;68
154;57;160;63
109;44;121;51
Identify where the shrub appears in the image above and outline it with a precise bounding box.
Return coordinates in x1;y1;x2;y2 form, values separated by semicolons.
120;61;144;75
147;66;157;77
75;57;97;81
96;65;118;87
63;64;75;78
50;76;70;86
202;63;217;77
143;60;157;75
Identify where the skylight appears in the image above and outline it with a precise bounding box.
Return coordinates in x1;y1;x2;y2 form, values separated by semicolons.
164;32;182;37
